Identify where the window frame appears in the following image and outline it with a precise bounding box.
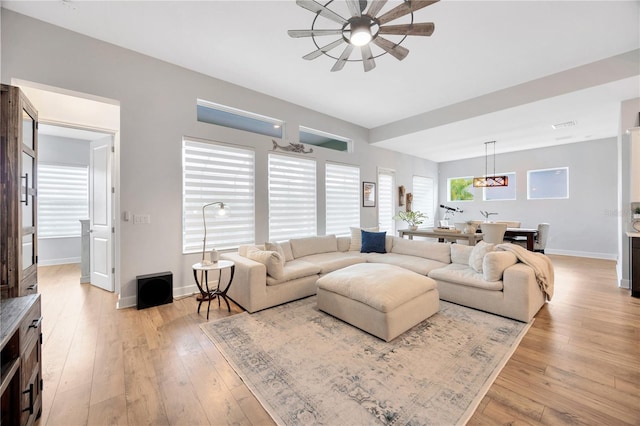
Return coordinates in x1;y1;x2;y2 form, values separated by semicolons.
37;162;89;239
268;153;317;241
182;137;256;254
197;99;285;139
527;167;569;200
325;162;360;237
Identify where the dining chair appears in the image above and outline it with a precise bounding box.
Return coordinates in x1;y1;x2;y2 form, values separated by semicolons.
511;223;550;253
480;223;508;244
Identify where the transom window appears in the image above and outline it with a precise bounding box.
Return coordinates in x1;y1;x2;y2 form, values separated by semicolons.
528;167;569;199
484;172;517;201
197;99;284;138
299;126;352;152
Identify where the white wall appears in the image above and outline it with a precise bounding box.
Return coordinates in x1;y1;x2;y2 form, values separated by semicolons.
1;10;438;307
438;138;619;259
37;134;90;266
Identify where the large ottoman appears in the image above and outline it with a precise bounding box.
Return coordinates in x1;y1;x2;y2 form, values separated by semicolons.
316;263;439;342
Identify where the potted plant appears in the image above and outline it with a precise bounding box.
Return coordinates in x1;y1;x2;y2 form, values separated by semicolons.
480;210;498;222
393;210;426;231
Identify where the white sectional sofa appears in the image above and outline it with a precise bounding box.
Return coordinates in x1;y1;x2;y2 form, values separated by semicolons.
221;232;552;322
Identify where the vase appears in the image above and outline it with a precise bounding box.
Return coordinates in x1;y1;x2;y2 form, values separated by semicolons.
409;225;418;231
463;224;477;234
210;248;220;263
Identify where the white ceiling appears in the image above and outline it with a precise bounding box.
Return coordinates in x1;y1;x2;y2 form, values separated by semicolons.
2;0;639;162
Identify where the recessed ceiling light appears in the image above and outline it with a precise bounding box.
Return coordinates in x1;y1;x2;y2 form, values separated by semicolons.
551;120;577;130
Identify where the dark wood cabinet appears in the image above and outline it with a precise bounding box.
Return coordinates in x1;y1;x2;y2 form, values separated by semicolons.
0;294;42;426
631;236;640;297
1;84;38;299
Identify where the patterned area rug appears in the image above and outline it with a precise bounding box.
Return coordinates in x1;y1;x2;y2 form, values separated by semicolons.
201;296;531;426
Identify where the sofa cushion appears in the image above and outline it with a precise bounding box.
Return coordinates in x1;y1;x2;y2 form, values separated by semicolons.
468;241;495;273
483;251;518;282
297;252;366;274
245;246;285;280
337;236;351;252
349;226;379;251
280;241;294;261
365;253;447;276
361;230;387;253
428;263;504;291
290;235;338;259
451;244;474;265
265;259;322;286
391;237;451;264
316;263;437;313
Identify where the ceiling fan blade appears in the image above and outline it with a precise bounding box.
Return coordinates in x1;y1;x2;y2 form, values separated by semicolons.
331;44;355;72
377;0;439;25
366;0;388;17
303;39;345;60
296;0;348;25
378;22;435;36
346;0;362;17
361;44;376;72
372;36;409;60
288;29;344;38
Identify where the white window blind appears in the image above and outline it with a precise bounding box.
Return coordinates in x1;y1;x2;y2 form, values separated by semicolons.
182;138;255;253
38;163;89;238
326;163;360;236
269;154;317;241
412;176;435;227
378;170;395;234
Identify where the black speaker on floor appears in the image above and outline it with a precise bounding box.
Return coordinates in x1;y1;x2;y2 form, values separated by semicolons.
136;271;173;310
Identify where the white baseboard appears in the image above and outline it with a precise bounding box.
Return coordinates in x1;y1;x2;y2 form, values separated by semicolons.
619;278;630;289
38;257;81;266
545;249;617;261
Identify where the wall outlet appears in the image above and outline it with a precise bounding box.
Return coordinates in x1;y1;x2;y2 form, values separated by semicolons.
133;214;151;224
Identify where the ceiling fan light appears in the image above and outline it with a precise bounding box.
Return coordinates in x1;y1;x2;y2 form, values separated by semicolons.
349;18;372;46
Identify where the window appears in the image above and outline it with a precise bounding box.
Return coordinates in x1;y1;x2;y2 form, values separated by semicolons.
37;163;88;238
484;172;516;201
378;169;395;234
299;126;352;152
269;154;317;241
326;163;360;236
448;176;474;201
197;99;284;138
182;138;255;253
528;167;569;199
412;176;435;227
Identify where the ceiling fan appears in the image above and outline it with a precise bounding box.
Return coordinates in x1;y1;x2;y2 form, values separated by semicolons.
288;0;438;72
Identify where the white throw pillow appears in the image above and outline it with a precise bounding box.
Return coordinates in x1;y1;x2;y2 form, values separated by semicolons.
264;242;286;260
483;251;518;281
468;241;495;273
349;226;379;251
246;246;285;279
451;244;474;265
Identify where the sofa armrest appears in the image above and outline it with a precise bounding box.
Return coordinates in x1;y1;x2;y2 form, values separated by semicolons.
502;263;546;321
221;252;267;313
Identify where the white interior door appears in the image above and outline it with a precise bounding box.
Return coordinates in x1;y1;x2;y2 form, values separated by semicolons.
90;136;113;291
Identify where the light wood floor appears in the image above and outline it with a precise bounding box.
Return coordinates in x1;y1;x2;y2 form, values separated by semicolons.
34;255;639;426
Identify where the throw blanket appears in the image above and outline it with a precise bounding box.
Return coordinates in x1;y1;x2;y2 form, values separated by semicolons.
496;243;554;300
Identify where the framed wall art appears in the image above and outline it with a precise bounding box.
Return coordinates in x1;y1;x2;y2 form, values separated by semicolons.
362;181;376;207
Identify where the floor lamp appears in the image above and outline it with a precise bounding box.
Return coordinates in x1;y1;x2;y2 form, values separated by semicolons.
201;201;227;265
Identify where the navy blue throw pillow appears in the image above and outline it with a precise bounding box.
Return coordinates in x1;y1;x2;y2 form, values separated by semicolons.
360;230;387;253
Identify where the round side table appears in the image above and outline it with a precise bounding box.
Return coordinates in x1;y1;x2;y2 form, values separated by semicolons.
192;260;235;319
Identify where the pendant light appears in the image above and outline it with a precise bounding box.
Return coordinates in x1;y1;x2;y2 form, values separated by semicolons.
473;141;509;187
